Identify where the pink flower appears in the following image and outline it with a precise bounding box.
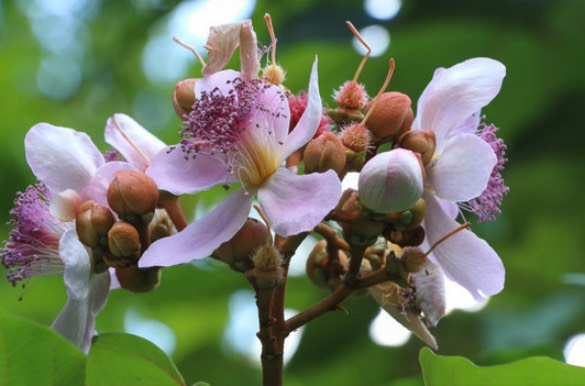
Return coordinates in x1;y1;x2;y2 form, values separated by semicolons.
140;59;342;267
412;57;507;300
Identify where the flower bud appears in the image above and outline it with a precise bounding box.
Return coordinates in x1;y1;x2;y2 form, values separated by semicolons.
391;198;426;231
252;244;282;271
262;64;286;86
364;92;413;141
76;200;116;248
339;122;370;154
213;218;269;272
172;78;197;117
358;149;424;214
107;170;159;217
398;130;436;165
115;266;161;293
304;132;346;176
333;80;368;111
306;240;349;291
108;221;141;259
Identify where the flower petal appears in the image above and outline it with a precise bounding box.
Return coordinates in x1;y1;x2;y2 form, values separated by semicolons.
105;114;166;171
84;161;138;206
25;123;104;193
428;133;496;202
146;146;231;195
249;82;290;145
81;272;110;353
196;69;241;97
202;23;243;76
258;168;342;236
239;20;260;78
413;58;505;147
424;192;505;301
59;229;91;299
281;58;321;159
139;189;253;267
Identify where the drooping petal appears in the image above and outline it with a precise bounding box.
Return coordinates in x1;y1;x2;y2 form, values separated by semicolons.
25;123;104;194
146;147;232;196
80;272;110;353
413;58;505;147
424;193;505;301
59;230;91;299
258;168;342;236
202;23;243;76
139;189;253;267
239;20;260;78
281;58;321;159
105;114;166;171
428;133;497;202
83;161;138;207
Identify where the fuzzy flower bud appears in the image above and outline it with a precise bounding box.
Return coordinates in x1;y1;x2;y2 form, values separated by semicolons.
333;80;368;111
262;64;286;86
108;221;141;260
358;149;424;214
107;170;159;217
364;92;413;141
398;130;436;166
339;122;371;154
172;78;197;117
75;200;115;248
304;132;346;176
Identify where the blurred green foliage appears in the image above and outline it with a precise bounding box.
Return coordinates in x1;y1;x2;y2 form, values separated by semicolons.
1;0;585;385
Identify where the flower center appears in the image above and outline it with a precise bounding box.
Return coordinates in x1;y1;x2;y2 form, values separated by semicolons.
233;127;281;189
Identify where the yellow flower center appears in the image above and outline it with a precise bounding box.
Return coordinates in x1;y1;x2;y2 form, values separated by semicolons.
233;128;281;189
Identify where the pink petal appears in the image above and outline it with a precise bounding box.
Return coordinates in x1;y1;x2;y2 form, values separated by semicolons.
25;123;104;194
202;23;243;76
258;168;342;236
249;82;290;146
428;133;496;202
105;114;166;171
239;20;260;78
424;192;505;301
139;189;253;267
196;69;241;97
146;146;231;196
281;58;321;159
83;161;138;206
413;58;505;148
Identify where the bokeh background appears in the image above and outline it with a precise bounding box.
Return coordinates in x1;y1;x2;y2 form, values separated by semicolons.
1;0;585;385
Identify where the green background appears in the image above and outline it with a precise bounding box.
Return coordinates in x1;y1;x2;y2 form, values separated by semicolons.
1;0;585;385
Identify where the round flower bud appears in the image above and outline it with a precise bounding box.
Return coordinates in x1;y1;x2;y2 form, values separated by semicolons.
364;92;413;141
333;80;368;111
358;149;424;214
304;132;346;176
172;78;197;117
107;170;159;217
339;122;370;154
213;218;269;272
398;130;436;165
115;266;161;293
108;221;141;259
76;200;116;248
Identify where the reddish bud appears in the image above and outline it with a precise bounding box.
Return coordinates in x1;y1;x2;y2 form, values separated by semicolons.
76;200;115;248
334;80;368;111
304;132;346;176
172;78;197;117
364;92;413;141
339;122;371;154
398;130;436;165
107;170;159;217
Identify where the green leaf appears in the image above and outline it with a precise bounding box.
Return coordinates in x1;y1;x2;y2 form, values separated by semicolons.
86;332;185;386
0;309;86;386
419;347;585;386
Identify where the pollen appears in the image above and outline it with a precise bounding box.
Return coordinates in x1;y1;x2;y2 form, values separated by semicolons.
233;127;281;188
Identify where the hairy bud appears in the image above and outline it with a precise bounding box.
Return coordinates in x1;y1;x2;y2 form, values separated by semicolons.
339;122;370;154
262;64;286;86
304;131;346;176
76;200;115;248
333;80;368;111
358;149;424;214
398;130;436;166
107;170;159;217
364;92;413;141
172;78;197;117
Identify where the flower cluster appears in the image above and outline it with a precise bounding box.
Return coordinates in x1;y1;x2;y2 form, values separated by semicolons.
1;16;508;354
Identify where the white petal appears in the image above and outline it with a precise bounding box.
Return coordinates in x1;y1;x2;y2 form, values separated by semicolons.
51;297;88;350
81;272;111;353
428;133;496;202
59;230;91;299
424;193;505;301
258;168;342;236
146;146;231;196
414;58;505;147
281;58;321;159
25;123;104;193
105;114;166;171
202;23;243;76
139;189;253;267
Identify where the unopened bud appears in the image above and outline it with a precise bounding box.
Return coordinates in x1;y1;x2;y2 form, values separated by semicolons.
392;198;426;231
306;240;349;290
334;80;368;111
108;221;141;259
339;122;370;154
76;200;116;248
398;130;436;165
399;246;428;273
304;132;346;176
148;209;174;243
358;149;424;214
386;226;426;248
214;218;269;272
107;170;159;217
115;266;161;293
172;78;197;117
262;64;286;86
252;244;282;271
364;92;413;141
